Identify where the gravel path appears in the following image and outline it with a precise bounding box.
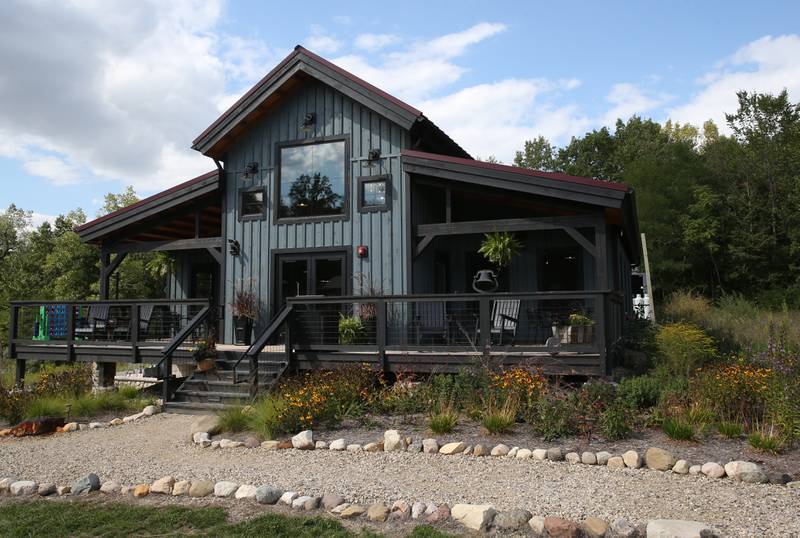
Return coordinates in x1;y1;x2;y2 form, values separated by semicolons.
1;413;798;537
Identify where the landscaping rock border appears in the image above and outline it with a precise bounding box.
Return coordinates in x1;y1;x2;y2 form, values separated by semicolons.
189;426;792;488
0;470;726;537
0;404;161;439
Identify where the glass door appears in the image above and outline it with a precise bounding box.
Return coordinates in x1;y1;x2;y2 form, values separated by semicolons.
276;251;347;307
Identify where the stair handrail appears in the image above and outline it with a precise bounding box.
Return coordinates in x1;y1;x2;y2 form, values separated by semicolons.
233;304;293;386
157;305;212;403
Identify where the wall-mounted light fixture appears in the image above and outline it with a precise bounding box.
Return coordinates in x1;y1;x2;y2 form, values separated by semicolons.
364;148;381;169
356;245;368;258
242;161;259;179
228;239;241;256
300;112;316;133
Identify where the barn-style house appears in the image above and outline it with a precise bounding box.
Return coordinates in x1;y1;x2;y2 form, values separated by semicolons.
9;46;641;412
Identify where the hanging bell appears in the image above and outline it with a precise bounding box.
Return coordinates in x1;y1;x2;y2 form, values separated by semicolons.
472;269;498;293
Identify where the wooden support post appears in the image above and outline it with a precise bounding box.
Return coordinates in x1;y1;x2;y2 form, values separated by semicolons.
66;304;75;362
595;217;607;290
8;304;18;360
15;359;26;389
130;303;140;363
376;300;387;373
161;354;172;403
479;297;491;356
99;250;111;300
249;354;259;399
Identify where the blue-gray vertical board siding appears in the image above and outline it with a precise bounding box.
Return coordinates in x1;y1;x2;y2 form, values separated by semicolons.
222;80;409;342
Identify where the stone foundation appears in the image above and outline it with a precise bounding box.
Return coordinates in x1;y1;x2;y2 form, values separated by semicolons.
92;362;117;393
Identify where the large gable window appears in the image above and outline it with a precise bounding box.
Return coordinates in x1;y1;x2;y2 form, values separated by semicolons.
277;138;348;220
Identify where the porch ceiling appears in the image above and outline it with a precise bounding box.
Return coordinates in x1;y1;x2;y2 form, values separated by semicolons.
76;171;220;246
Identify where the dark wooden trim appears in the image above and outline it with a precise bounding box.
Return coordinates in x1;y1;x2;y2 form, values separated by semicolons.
206;247;223;265
108;237;223;254
414;235;435;258
238;185;267;222
356;174;392;213
415;216;597;237
273;135;350;225
403;157;624;208
216;158;227;341
404;171;413;294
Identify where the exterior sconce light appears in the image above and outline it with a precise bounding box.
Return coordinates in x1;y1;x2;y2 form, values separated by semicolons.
364;148;381;169
300;112;316;133
228;239;241;256
243;162;259;179
356;245;368;258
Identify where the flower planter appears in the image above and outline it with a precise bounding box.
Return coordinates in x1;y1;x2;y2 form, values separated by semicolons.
195;357;215;372
569;325;594;344
234;317;253;346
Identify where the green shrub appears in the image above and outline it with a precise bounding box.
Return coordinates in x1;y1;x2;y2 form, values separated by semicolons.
579;380;615;407
217;405;249;433
480;396;517;435
717;421;744;439
117;386;140;399
247;395;285;440
428;411;458;434
23;396;66;420
663;291;712;325
337;314;365;345
599;402;632;441
33;363;92;397
529;396;575;441
748;430;783;454
662;417;694;441
655;323;717;377
617;375;661;409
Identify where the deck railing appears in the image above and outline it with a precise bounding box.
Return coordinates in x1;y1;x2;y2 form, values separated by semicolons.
8;299;212;366
285;290;623;371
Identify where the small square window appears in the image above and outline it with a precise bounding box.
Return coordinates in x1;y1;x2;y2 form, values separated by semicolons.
358;175;391;212
240;188;265;220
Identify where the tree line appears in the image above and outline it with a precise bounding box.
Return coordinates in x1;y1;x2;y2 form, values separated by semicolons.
512;90;800;306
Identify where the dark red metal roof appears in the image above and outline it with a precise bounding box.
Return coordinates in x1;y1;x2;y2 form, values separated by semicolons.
401;149;631;193
75;170;218;232
193;46;422;146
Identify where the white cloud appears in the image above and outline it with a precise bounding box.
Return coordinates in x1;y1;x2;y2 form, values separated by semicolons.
304;24;342;54
668;34;800;131
30;212;58;229
22;155;84;186
0;0;234;192
420;79;590;162
602;83;672;126
332;15;352;25
354;33;400;52
334;22;507;103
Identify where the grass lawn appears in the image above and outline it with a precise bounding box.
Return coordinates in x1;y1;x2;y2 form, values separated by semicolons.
0;501;455;538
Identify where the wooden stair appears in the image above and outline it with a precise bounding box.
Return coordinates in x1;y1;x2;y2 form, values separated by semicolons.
163;350;288;414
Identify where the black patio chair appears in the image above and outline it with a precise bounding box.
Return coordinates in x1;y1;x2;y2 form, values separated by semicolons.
412;301;450;345
75;304;110;340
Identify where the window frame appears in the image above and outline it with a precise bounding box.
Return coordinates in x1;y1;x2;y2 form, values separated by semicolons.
357;174;392;213
274;135;350;224
238;185;267;222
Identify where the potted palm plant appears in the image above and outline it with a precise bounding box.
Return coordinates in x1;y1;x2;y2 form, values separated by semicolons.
231;285;258;345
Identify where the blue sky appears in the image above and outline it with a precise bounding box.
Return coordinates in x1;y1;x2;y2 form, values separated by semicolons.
1;0;799;224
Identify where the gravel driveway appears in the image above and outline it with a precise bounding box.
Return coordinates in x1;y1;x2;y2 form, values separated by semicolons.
1;413;798;537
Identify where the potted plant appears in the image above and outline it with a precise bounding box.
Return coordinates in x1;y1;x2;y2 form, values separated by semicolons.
231;285;258;345
568;313;595;344
192;338;217;372
338;313;364;345
475;232;523;292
